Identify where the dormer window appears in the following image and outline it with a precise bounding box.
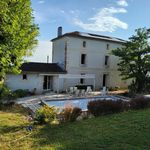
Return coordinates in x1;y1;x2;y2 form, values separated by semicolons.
106;44;109;50
83;41;86;47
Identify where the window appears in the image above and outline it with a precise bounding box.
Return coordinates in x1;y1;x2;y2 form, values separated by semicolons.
106;44;109;50
81;73;85;75
83;41;86;47
103;74;107;87
81;54;86;65
105;56;109;65
80;73;85;84
22;74;27;80
80;78;85;84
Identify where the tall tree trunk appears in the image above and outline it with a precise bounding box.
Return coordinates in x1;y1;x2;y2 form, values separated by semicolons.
136;78;144;93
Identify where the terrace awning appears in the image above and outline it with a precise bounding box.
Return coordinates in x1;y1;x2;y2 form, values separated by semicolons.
59;74;95;79
57;74;96;93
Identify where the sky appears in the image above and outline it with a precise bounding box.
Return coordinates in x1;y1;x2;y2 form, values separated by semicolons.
26;0;150;62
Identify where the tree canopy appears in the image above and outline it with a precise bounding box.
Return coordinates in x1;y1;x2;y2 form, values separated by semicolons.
112;28;150;93
0;0;39;80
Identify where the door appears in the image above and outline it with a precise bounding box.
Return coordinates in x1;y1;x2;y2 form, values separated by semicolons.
43;76;53;90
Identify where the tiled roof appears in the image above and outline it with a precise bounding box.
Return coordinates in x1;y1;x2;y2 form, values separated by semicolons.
21;62;66;74
51;31;126;43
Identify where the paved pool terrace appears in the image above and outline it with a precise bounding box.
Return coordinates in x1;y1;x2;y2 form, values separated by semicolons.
16;92;130;113
42;95;130;111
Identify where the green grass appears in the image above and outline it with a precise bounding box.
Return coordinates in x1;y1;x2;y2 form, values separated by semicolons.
1;106;150;150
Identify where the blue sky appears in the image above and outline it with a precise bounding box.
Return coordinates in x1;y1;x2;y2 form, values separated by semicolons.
26;0;150;62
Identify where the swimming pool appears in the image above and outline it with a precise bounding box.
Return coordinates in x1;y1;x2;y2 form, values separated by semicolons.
42;95;121;111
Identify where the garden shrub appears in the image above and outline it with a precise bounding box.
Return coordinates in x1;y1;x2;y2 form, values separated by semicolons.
108;86;120;91
88;99;126;116
70;107;82;122
60;104;72;122
0;85;13;101
0;87;30;102
130;96;150;109
13;89;30;98
60;105;82;122
35;105;59;124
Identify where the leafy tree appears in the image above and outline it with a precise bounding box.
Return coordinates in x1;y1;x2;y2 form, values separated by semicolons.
0;0;39;81
112;28;150;93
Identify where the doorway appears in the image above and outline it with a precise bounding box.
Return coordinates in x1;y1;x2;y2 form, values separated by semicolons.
43;76;53;90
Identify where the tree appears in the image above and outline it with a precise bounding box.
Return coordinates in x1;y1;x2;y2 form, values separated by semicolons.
112;28;150;93
0;0;39;81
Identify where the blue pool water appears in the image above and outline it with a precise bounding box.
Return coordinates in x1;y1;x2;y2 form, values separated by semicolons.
42;95;121;111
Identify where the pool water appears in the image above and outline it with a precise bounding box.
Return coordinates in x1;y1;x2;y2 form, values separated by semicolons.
42;95;120;111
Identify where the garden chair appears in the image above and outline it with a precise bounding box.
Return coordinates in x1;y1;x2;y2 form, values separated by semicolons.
101;87;108;96
73;87;77;91
86;86;92;93
69;87;74;94
75;89;80;97
81;89;85;96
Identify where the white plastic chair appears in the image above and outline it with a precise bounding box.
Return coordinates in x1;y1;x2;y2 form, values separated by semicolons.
86;86;92;93
81;89;85;96
69;87;74;94
74;87;77;91
101;87;108;96
75;89;80;97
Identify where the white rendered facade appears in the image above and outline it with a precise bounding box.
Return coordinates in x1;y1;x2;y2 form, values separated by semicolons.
52;35;128;90
5;73;60;94
5;31;129;93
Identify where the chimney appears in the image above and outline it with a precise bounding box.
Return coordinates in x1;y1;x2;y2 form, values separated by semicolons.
47;55;49;63
57;26;62;37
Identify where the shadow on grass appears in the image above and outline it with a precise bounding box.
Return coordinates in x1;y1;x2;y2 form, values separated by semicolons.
32;116;140;150
32;110;150;150
0;104;29;115
0;124;29;135
32;120;105;150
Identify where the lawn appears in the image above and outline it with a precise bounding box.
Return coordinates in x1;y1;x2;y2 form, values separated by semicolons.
1;105;150;150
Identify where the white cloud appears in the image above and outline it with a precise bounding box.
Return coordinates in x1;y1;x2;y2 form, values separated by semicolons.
25;41;52;63
33;11;42;22
38;0;45;4
69;9;79;14
33;11;47;23
60;10;65;14
70;10;75;14
74;7;128;32
117;0;128;7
